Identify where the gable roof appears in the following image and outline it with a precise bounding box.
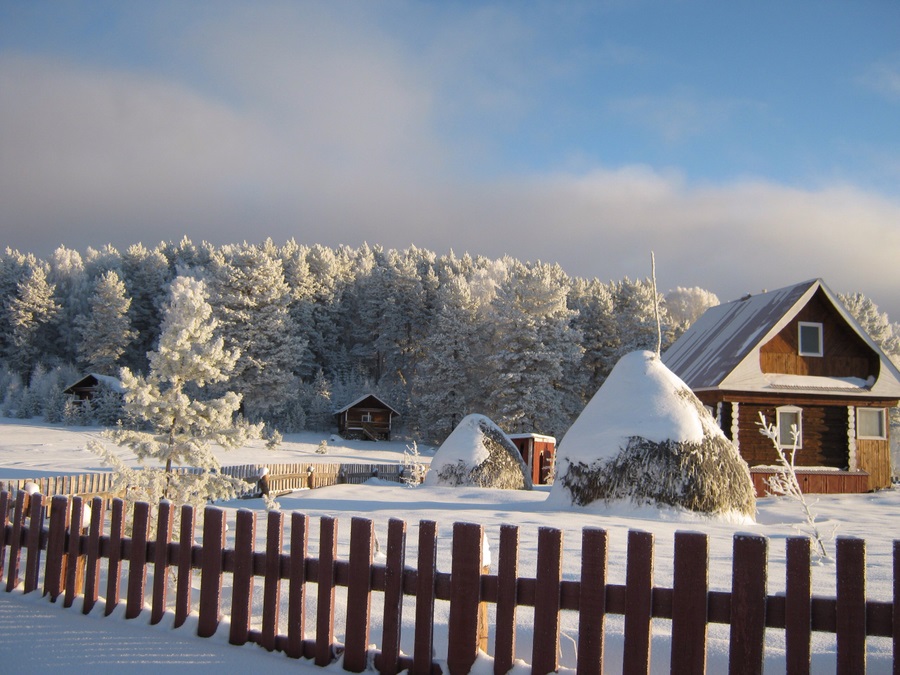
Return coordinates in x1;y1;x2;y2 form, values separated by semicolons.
63;373;125;395
333;393;400;416
662;278;900;398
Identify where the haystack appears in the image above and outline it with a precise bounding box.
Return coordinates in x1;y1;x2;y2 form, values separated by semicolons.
550;350;755;518
425;414;533;490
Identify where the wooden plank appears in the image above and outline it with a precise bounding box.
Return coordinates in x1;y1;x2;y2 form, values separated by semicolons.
785;537;811;675
105;498;126;615
43;495;70;601
315;516;338;667
344;517;375;673
894;540;899;675
126;501;150;619
63;496;85;609
286;512;308;659
494;524;519;675
229;509;256;646
23;492;45;594
835;537;866;675
174;504;195;628
261;510;283;652
729;534;767;675
576;528;606;675
198;507;226;638
623;530;653;675
447;522;483;675
379;518;407;675
670;531;709;674
532;527;563;675
5;492;26;592
83;497;104;614
0;491;10;583
151;501;173;625
413;520;438;675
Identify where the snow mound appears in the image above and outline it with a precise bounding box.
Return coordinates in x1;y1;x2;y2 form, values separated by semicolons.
425;414;532;490
551;351;755;518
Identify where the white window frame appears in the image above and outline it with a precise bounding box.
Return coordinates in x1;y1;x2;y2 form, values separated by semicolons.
798;322;823;357
776;405;803;449
856;407;887;440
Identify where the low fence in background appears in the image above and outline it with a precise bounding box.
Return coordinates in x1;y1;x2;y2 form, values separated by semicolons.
0;461;411;506
0;490;897;674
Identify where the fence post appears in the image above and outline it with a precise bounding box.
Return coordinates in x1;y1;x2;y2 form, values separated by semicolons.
262;510;284;652
494;524;520;675
5;491;26;592
670;531;709;674
447;522;483;675
43;495;70;601
23;492;45;594
413;520;438;675
105;498;125;615
198;506;226;638
287;512;309;659
532;527;563;675
835;537;866;675
344;517;375;673
379;518;407;675
576;527;607;675
83;497;104;614
894;540;899;675
784;536;811;675
728;534;768;675
623;529;654;675
0;492;10;582
230;509;256;646
63;496;85;608
315;515;338;667
151;501;173;625
126;501;150;619
174;504;195;628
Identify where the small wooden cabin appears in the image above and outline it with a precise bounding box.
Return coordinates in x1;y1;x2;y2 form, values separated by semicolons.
508;433;557;485
334;394;399;441
663;279;900;491
63;374;124;403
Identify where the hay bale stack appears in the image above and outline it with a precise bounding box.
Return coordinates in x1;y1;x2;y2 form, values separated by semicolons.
550;350;755;518
425;413;533;490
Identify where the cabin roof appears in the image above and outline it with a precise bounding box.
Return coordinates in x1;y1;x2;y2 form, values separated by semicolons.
662;278;900;398
333;393;400;416
63;373;125;395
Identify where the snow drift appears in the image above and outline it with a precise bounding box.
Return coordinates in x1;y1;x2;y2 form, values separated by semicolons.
550;350;755;518
425;414;532;490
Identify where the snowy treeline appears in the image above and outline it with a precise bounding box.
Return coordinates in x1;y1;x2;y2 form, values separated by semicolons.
8;239;882;444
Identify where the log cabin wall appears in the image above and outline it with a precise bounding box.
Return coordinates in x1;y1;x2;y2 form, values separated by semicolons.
856;438;892;489
759;289;879;378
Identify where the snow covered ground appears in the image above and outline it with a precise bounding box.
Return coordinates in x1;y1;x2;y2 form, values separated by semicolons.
0;419;897;673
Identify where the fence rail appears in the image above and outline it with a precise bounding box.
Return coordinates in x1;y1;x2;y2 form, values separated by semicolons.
0;490;897;674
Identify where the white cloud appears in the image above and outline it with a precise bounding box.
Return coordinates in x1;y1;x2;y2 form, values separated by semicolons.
860;58;900;100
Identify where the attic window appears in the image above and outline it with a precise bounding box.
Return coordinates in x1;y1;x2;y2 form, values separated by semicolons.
776;405;802;448
857;408;886;440
798;322;823;357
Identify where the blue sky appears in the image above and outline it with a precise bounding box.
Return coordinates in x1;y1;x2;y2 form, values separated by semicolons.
2;1;900;317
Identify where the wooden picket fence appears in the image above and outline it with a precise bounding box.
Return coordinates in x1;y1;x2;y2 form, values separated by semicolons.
0;490;898;674
0;461;410;506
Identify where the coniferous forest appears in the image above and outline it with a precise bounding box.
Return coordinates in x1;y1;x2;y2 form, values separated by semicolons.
0;238;733;443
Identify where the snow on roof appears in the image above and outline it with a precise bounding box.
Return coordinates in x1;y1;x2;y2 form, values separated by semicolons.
333;394;400;415
64;373;125;393
662;278;900;397
507;433;557;443
558;351;717;465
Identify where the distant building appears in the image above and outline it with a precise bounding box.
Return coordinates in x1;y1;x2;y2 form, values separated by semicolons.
63;373;124;403
334;394;399;441
507;433;556;485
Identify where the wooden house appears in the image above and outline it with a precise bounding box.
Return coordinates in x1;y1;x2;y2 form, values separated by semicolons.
662;279;900;491
508;433;556;485
63;374;124;403
334;394;399;441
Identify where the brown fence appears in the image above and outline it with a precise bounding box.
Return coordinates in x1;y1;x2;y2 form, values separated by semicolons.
0;461;410;505
0;490;897;674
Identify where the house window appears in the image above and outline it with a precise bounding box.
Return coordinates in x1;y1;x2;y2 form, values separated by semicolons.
857;408;886;439
798;322;823;356
361;412;373;422
776;406;802;448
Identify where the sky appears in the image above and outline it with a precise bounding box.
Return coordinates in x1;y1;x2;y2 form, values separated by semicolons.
2;1;899;317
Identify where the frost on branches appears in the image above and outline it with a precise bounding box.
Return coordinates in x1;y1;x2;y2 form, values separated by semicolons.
89;276;261;513
758;413;833;561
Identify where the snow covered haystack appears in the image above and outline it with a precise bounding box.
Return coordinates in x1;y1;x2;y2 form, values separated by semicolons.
425;414;533;490
550;351;755;518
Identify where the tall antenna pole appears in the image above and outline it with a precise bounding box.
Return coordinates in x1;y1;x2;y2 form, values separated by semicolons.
651;251;662;357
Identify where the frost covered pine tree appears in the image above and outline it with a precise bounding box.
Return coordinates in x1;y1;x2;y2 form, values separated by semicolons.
4;262;60;383
75;270;137;375
89;275;262;510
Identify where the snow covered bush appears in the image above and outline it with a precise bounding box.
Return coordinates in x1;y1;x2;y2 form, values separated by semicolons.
88;275;261;513
401;441;427;487
550;351;755;518
425;414;532;490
